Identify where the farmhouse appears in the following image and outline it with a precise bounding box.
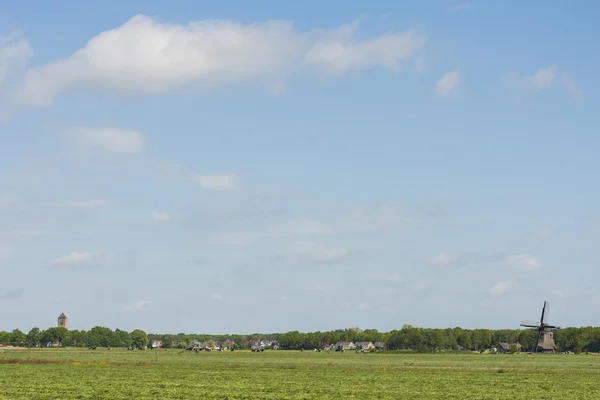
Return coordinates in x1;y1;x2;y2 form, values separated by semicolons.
374;342;387;350
333;341;355;350
496;342;522;353
355;342;374;351
151;340;163;348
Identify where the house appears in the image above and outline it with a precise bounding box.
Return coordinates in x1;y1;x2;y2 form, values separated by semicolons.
322;345;332;351
222;339;235;349
496;342;522;353
189;339;200;348
151;340;163;348
355;342;374;351
333;341;355;351
373;342;387;350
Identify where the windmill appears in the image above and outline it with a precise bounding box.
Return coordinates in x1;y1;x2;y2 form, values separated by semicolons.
520;301;560;353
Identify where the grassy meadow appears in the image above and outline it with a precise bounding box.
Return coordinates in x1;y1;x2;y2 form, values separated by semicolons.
1;348;599;399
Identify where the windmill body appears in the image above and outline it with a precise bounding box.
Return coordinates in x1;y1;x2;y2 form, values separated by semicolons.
520;301;560;353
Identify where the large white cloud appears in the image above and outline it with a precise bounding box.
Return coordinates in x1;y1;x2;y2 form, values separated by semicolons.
16;15;427;106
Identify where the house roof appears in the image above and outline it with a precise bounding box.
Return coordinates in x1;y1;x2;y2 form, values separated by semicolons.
58;313;67;319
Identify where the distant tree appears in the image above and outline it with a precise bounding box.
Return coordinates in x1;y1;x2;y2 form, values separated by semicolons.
162;335;173;348
25;328;40;347
9;329;25;344
0;331;11;343
207;339;215;349
131;329;148;349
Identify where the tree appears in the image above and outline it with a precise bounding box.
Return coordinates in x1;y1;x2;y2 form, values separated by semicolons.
131;329;148;349
25;328;40;347
0;331;11;343
9;329;25;344
87;326;112;347
162;335;173;348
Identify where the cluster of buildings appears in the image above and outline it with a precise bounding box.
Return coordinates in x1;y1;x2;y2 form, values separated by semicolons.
186;339;239;351
324;341;387;352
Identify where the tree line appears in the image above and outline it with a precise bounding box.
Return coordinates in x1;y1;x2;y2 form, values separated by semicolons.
0;327;149;349
2;325;600;353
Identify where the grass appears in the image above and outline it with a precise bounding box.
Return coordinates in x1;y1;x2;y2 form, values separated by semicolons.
1;348;599;399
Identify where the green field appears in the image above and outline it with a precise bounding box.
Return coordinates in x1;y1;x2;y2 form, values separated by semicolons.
1;349;599;399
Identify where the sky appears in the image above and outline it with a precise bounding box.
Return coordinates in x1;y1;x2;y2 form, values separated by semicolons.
0;0;599;334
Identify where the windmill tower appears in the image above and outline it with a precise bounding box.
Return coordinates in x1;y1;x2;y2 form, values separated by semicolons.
57;313;68;329
520;301;560;353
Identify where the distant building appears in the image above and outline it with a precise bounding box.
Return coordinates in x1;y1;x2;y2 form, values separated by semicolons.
57;313;68;329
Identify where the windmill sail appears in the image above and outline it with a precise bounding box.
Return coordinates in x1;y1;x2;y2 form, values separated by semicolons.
520;320;539;327
540;301;547;324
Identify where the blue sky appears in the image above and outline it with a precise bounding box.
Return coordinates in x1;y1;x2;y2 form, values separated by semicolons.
0;0;598;334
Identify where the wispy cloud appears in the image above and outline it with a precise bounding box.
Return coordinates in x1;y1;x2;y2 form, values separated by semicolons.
0;287;24;299
121;300;152;311
503;65;581;98
151;210;171;221
186;174;237;190
50;251;94;266
63;126;144;154
490;281;513;296
435;70;460;96
47;199;106;208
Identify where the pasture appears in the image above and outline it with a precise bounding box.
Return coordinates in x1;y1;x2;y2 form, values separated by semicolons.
1;348;599;399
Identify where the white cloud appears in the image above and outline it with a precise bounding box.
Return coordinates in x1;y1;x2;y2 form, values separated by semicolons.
186;174;237;190
13;229;50;237
449;3;474;10
0;31;33;118
339;204;420;231
490;281;512;296
121;300;152;311
435;70;460;96
305;27;426;74
0;32;33;84
423;253;464;265
208;218;331;245
151;210;171;221
528;65;556;91
50;251;93;266
378;273;406;283
47;199;106;208
16;15;427;106
380;287;397;296
0;287;24;299
356;302;373;311
267;81;286;95
64;126;143;154
298;243;349;264
211;294;223;301
504;65;580;98
507;254;541;271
